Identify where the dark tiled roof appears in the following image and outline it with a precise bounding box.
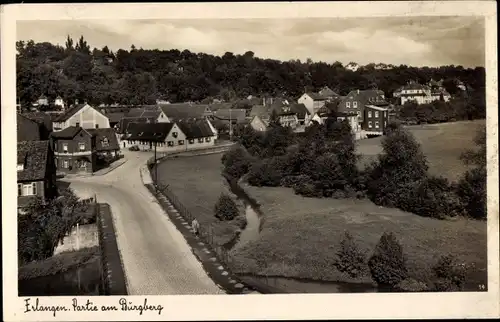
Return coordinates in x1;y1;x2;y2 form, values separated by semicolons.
50;126;84;139
86;128;120;151
159;104;211;120
106;112;126;123
126;122;175;142
209;103;233;111
212;109;247;123
125;106;163;118
289;103;310;119
17;114;41;142
118;117;155;134
306;92;327;101
17;140;50;182
53;104;87;122
177;120;214;139
318;86;339;98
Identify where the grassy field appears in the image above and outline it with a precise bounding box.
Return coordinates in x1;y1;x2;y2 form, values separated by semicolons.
230;121;488;289
230;183;487;289
156;153;246;246
357;119;486;182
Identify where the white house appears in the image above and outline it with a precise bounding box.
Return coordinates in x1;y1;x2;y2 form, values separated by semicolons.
345;62;360;72
298;92;327;116
398;81;451;105
54;96;65;110
250;115;268;132
52;103;110;132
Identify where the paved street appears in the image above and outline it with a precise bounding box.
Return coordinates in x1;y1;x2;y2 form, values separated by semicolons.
66;150;225;295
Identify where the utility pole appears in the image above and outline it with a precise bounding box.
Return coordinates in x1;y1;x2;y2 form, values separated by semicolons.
229;108;233;141
154;140;158;192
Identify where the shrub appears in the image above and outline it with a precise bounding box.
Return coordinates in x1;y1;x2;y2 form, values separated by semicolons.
221;146;254;180
247;157;288;187
280;175;310;188
334;231;367;278
368;232;408;286
214;194;239;221
456;167;487;220
366;127;429;209
432;254;468;290
293;181;321;198
401;176;460;219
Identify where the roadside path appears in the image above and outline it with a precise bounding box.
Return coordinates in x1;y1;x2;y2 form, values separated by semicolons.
66;151;225;295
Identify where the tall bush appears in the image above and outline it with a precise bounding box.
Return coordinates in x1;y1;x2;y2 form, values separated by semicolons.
334;231;367;278
366;126;429;208
221;145;254;180
214;194;239;221
368;232;408;286
432;254;468;291
18;188;89;265
456;128;487;219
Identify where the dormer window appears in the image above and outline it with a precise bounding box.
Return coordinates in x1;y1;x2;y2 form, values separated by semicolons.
102;138;109;147
17;164;24;171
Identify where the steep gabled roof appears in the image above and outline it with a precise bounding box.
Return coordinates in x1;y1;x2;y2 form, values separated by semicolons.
125;106;163;118
212;109;247;123
118;117;155;134
159;104;211;120
50;126;88;139
177;120;214;139
17;114;41;142
126;122;176;142
305;92;327;101
52;104;88;122
17;140;50;182
86;128;120;151
289;103;310;119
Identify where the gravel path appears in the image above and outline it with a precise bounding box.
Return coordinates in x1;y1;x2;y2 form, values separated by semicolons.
66;151;225;295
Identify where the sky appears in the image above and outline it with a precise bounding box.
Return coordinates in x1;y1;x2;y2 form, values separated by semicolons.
17;16;485;68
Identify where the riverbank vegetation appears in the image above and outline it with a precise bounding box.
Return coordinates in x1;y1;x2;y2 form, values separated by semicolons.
224;117;487;291
155;154;247;246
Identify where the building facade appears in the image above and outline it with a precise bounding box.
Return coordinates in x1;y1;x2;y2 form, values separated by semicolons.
17;140;57;208
51;127;97;174
52;103;110;132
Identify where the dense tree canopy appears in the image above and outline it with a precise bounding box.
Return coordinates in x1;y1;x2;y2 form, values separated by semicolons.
16;36;486;106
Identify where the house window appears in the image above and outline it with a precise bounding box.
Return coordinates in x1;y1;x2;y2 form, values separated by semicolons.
357;111;361;117
385;111;388;117
79;161;86;168
368;121;373;128
21;183;37;196
178;140;185;145
172;132;178;138
95;124;99;129
368;111;372;118
167;141;174;147
205;137;211;142
198;138;204;143
76;122;80;127
375;111;379;118
375;121;380;129
18;183;22;196
102;138;109;147
189;139;194;144
79;143;86;151
62;143;68;152
353;101;358;108
63;160;69;168
384;121;387;127
346;102;351;108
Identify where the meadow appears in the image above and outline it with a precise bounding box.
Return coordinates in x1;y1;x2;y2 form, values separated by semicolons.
156;120;488;290
156;154;246;246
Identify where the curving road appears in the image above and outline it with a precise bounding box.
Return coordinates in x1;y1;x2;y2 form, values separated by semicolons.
66;150;225;295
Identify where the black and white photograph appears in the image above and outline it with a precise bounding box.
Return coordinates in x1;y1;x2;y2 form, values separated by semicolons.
2;1;499;321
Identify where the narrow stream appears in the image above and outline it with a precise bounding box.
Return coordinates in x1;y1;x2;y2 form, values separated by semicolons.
225;177;263;251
